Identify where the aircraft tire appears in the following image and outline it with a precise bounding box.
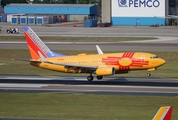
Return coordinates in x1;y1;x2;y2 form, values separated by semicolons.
97;76;103;80
87;76;94;81
147;73;151;77
6;30;10;34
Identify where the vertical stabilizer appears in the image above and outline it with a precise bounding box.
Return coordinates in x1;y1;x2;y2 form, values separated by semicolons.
153;106;172;120
23;26;65;59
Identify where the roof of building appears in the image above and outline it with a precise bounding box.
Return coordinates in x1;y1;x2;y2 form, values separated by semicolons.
6;4;96;8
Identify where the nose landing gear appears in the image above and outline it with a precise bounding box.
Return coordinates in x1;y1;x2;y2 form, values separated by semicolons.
147;73;151;77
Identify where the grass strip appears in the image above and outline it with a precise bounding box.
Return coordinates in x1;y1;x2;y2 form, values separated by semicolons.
0;93;178;119
0;36;157;42
0;49;177;78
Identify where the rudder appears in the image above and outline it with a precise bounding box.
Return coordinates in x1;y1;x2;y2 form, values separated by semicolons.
23;26;65;59
152;106;172;120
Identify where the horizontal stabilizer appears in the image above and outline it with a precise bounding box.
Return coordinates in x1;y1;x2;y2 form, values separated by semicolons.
30;60;41;63
38;51;47;62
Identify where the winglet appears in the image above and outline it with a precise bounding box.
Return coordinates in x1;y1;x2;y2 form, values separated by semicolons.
152;106;172;120
96;45;103;54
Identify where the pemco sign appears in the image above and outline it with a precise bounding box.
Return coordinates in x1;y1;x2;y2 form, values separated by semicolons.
118;0;160;8
112;0;165;17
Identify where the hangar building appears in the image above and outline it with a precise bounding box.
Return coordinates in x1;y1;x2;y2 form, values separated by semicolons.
4;4;98;21
3;0;178;26
102;0;169;26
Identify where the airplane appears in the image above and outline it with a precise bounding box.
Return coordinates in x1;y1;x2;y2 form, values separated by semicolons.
153;106;173;120
23;26;166;81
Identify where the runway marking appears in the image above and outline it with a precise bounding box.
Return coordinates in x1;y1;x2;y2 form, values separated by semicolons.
0;83;177;90
0;77;54;80
0;77;87;81
49;84;178;90
0;83;48;88
0;88;177;94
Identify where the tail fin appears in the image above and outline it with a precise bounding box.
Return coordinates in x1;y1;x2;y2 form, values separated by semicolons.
23;26;65;59
152;106;172;120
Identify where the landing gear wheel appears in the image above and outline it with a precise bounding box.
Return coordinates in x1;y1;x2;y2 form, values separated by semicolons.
6;30;10;34
147;73;151;77
87;76;94;81
97;76;103;80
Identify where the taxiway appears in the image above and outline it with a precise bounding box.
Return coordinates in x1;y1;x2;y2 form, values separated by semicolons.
0;42;177;51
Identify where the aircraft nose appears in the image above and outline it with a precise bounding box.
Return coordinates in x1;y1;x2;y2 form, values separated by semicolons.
159;58;166;65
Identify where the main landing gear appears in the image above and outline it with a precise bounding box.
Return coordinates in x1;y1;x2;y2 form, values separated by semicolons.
87;74;103;81
96;76;103;80
147;73;151;77
87;75;94;81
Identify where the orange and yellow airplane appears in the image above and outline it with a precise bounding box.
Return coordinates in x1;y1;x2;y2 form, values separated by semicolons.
23;26;166;81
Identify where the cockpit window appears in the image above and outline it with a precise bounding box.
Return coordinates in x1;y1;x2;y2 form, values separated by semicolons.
150;55;158;59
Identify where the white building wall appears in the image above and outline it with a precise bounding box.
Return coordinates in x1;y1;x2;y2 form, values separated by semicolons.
111;0;166;26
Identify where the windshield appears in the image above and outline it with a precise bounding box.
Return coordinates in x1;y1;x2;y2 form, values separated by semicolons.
150;55;158;59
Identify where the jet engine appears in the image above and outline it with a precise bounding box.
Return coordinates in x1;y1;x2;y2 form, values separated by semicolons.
95;67;115;76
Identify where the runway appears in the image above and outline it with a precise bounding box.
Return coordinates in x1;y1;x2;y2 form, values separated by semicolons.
0;76;178;96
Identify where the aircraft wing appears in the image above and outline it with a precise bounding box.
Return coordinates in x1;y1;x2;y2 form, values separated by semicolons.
49;61;98;70
37;51;99;70
30;59;98;70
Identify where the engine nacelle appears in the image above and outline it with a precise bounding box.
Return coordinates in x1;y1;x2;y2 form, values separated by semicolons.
95;67;115;76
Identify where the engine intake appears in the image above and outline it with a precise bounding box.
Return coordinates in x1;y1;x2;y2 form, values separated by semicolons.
95;67;115;76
